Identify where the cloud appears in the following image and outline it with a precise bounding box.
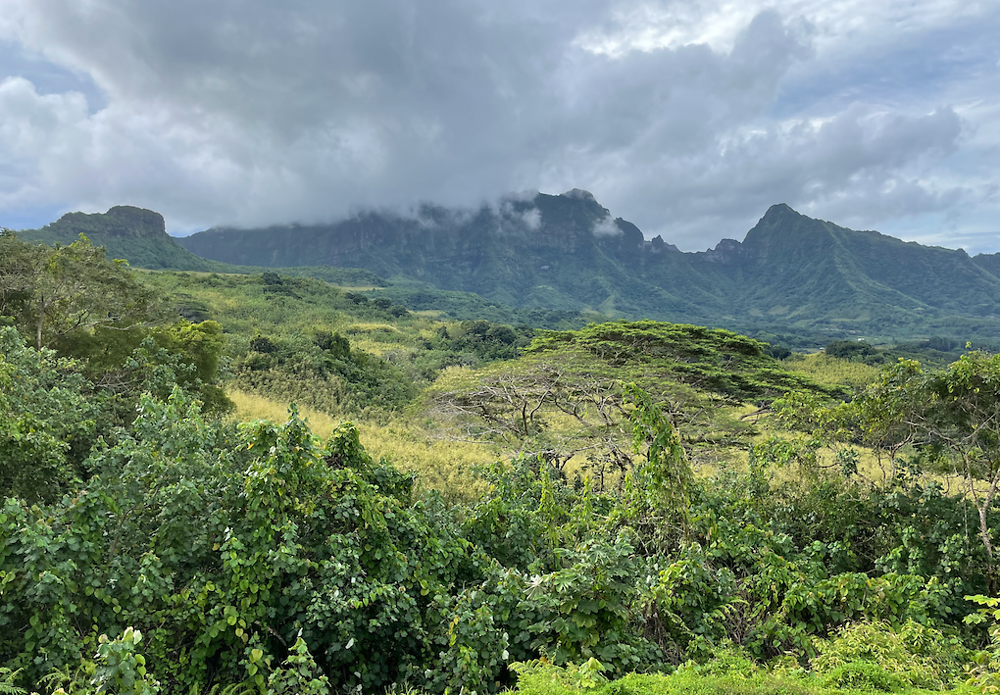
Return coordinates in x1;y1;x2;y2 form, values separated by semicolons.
0;0;995;251
520;208;542;231
597;103;966;244
593;215;622;236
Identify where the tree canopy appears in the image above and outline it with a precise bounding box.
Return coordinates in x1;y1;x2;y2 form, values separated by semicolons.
0;231;161;350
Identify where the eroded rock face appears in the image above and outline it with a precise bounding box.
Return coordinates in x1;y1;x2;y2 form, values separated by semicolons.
51;205;168;239
701;238;744;264
104;206;168;238
24;192;1000;336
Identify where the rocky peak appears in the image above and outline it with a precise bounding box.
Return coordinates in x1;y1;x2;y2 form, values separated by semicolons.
702;238;744;264
105;206;168;237
560;188;596;202
53;205;168;239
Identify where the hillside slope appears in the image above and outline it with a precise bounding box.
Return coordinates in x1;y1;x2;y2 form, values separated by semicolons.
17;206;224;271
179;193;1000;338
15;195;1000;339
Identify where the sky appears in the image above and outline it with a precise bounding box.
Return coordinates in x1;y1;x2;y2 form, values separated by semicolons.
0;0;997;252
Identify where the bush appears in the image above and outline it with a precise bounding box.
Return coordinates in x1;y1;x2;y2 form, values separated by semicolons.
811;620;968;689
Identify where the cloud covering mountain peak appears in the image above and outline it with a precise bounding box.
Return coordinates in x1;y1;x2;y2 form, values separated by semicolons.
0;0;997;250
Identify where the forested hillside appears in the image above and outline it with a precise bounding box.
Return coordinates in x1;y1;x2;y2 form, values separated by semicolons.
18;196;1000;342
5;231;1000;694
16;206;224;272
177;193;1000;340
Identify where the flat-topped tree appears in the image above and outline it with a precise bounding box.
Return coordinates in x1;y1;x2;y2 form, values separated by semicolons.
427;320;834;476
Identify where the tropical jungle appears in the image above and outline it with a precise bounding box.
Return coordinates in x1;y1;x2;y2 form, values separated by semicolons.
5;229;1000;695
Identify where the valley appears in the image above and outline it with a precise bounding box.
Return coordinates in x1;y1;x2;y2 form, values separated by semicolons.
2;205;1000;694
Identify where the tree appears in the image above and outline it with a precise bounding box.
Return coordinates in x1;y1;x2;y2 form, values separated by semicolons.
853;352;1000;585
427;360;635;476
0;326;99;502
1;231;234;419
0;231;161;350
923;352;1000;577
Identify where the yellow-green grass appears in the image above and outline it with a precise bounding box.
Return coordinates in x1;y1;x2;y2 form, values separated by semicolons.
783;353;881;390
229;387;973;510
729;404;971;493
136;270;449;352
228;389;490;501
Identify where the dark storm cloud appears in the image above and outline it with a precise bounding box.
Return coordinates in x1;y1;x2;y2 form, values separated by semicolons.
0;0;996;249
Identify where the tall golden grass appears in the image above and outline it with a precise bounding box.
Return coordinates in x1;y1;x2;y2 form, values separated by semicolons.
228;389;489;501
784;353;881;390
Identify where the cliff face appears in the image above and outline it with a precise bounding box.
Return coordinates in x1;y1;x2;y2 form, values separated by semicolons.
16;206;219;271
39;206;169;239
175;196;1000;334
19;194;1000;337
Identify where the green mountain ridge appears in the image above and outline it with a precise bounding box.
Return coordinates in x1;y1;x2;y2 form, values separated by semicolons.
13;195;1000;339
177;193;1000;338
13;206;391;288
16;205;222;271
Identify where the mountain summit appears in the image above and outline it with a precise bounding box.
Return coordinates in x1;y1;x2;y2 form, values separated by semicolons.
16;193;1000;338
175;193;1000;337
17;205;218;270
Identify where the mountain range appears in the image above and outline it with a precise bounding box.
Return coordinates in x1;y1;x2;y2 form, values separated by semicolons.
14;191;1000;340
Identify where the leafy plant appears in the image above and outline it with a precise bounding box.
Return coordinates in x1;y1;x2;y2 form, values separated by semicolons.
92;628;160;695
524;537;651;673
812;620;968;689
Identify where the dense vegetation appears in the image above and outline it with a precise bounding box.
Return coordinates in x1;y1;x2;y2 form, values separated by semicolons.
176;195;1000;341
15;207;225;272
6;232;1000;695
20;197;1000;342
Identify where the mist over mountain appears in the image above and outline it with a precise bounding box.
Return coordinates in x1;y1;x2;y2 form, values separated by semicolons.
175;191;1000;339
15;191;1000;340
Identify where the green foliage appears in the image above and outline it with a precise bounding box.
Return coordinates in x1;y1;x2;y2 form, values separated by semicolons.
15;206;221;272
233;331;417;413
782;354;882;392
428;320;831;476
825;340;878;362
136;270;538;416
368;282;589;329
262;637;330;695
821;661;907;692
0;232;231;420
7;254;1000;695
525;537;648;672
626;383;693;534
1;389;508;693
964;595;1000;692
0;326;99;502
0;231;162;350
832;353;1000;577
0;668;26;695
509;661;978;695
92;627;160;694
812;620;968;689
528;321;829;404
174;195;1000;341
510;659;610;693
432;320;536;362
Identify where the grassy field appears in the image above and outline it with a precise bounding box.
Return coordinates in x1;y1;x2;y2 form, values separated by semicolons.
137;268;973;502
782;352;882;390
135;269;440;346
228;389;490;502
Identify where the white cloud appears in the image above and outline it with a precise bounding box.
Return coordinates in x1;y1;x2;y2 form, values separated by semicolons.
593;215;621;236
521;208;542;231
0;0;995;251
